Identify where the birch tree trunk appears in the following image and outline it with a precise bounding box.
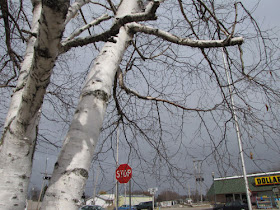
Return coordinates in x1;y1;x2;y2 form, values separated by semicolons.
0;1;69;209
41;1;142;209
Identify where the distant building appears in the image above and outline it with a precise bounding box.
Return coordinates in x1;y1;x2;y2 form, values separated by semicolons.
207;171;280;208
85;194;153;208
159;200;176;207
118;195;153;206
86;194;114;208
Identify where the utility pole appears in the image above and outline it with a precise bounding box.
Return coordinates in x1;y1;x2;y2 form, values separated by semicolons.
212;172;216;205
193;161;197;203
187;181;191;200
222;48;252;210
37;156;50;210
92;166;100;205
193;160;203;203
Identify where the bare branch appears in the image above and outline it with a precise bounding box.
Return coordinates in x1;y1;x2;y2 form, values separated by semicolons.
64;14;111;42
118;68;222;112
197;0;230;36
128;23;243;48
106;0;117;14
60;2;160;53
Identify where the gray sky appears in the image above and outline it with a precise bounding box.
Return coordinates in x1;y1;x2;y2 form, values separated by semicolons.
28;0;280;198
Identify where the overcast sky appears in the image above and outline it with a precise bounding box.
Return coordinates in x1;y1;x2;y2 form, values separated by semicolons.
28;0;280;198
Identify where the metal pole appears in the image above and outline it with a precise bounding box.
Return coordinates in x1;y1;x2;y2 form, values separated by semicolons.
37;155;48;210
116;182;119;209
188;181;191;200
116;125;120;210
152;194;154;210
193;161;198;203
200;178;202;203
129;180;132;210
212;172;216;205
36;179;45;210
199;162;203;203
222;49;252;210
93;166;100;205
125;183;127;205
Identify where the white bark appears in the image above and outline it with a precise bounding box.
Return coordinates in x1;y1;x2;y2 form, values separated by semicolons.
0;1;69;209
0;3;42;209
127;23;244;47
60;1;159;53
41;1;142;209
65;0;91;25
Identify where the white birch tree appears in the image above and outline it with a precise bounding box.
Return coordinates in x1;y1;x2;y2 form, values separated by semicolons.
0;0;280;209
0;0;70;209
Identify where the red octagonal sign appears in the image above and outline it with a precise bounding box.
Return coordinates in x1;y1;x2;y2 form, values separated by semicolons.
116;164;132;184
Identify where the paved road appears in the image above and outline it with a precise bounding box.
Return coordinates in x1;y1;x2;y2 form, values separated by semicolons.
161;205;212;210
165;208;211;210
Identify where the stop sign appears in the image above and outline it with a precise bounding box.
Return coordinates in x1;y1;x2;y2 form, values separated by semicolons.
116;164;132;184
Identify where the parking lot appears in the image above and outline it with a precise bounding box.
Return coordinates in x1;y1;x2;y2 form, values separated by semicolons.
164;208;211;210
160;204;212;210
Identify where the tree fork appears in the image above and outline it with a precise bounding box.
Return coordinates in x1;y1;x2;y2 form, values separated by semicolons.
41;0;150;209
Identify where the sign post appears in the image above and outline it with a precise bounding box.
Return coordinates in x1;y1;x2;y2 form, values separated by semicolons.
148;188;158;210
116;164;132;210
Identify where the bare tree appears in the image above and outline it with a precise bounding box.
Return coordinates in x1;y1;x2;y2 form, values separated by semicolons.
0;0;279;209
